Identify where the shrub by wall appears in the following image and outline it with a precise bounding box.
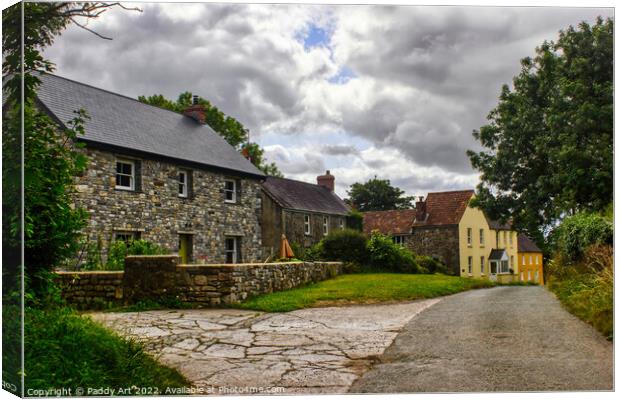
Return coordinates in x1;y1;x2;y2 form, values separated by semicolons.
321;229;369;264
367;231;420;273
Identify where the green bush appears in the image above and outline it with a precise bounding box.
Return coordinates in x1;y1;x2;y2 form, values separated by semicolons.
552;211;613;262
416;255;448;274
346;209;364;231
24;307;189;391
321;228;369;264
302;242;324;261
367;231;420;273
105;239;168;270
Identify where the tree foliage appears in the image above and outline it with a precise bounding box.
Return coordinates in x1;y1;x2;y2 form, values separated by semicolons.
347;177;414;211
2;2;138;298
467;18;613;245
138;93;283;176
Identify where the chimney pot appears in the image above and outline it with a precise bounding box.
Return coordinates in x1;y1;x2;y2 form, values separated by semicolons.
192;95;199;105
317;170;335;192
415;196;427;222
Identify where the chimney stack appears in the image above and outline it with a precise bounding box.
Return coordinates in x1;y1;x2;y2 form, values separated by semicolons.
317;170;335;192
183;96;206;124
415;196;427;222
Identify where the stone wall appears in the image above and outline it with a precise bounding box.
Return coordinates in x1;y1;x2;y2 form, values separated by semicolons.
72;146;263;265
57;256;343;309
55;271;124;309
406;225;460;275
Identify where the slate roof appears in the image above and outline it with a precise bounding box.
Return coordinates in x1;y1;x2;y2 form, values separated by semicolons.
518;234;542;253
262;176;350;215
485;216;512;231
362;209;416;235
35;73;264;178
413;190;474;226
488;248;507;261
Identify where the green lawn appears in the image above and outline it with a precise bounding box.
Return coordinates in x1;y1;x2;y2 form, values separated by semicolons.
237;273;495;312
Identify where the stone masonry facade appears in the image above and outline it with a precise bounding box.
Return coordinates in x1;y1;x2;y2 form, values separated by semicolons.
72;147;263;264
56;255;343;309
406;225;460;275
283;210;346;250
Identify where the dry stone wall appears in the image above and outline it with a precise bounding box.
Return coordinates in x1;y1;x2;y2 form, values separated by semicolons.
57;256;343;309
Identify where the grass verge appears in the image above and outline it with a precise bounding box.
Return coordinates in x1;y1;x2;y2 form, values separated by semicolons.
236;273;495;312
23;306;189;393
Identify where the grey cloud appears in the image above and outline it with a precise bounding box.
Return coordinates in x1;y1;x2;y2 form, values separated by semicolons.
321;144;359;156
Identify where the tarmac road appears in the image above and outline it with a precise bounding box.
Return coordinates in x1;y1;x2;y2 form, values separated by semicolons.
349;286;613;393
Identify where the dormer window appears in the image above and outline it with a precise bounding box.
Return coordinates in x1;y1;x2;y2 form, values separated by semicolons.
115;159;134;190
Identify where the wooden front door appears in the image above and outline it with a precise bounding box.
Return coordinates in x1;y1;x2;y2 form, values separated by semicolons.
179;234;192;264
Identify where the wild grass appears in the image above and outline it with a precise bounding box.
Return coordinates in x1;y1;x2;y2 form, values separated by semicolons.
547;244;613;340
236;273;495;312
23;307;189;392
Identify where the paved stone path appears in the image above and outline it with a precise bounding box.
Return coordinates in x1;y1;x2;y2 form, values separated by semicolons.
90;299;439;394
350;286;613;393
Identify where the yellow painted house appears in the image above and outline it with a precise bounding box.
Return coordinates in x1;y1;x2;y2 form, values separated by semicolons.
517;234;544;285
458;197;519;283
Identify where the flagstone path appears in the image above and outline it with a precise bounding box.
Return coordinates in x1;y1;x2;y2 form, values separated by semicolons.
90;299;439;394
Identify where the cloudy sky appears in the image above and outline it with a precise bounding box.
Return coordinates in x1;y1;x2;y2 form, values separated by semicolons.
42;1;613;198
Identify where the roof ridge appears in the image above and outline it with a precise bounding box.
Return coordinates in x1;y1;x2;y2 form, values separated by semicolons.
267;175;327;189
427;189;475;195
39;72;186;118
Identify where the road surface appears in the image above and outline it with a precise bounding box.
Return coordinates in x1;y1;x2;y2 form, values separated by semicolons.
350;286;613;393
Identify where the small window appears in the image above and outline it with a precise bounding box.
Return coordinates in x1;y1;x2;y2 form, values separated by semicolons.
467;228;472;246
339;219;344;230
479;229;485;246
224;179;236;203
522;255;525;265
225;237;239;264
115;160;134;190
500;260;510;274
510;255;514;269
304;214;311;235
114;231;139;243
179;170;188;198
323;216;329;236
480;256;485;274
529;255;533;265
509;232;513;246
468;256;473;274
393;235;406;246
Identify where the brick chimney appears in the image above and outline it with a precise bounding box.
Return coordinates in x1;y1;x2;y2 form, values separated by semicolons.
415;196;427;222
317;170;335;192
183;95;206;124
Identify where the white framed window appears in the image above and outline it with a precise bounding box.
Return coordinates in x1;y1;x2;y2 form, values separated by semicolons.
323;216;329;236
115;159;134;190
467;228;472;246
529;255;533;265
522;255;525;265
224;179;237;203
178;170;188;198
500;260;510;274
479;229;485;246
468;256;473;274
304;214;311;235
225;237;238;264
528;270;532;280
480;256;485;274
339;219;344;230
393;235;406;246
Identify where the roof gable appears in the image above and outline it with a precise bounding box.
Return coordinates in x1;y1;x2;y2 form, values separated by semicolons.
262;176;349;215
415;190;474;226
36;73;264;178
362;209;416;235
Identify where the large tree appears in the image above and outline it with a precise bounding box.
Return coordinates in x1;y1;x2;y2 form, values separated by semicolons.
138;92;283;176
467;17;613;246
347;177;414;212
2;2;139;297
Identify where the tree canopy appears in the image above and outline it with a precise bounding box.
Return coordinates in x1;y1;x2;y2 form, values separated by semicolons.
467;17;613;245
138;92;282;177
347;177;414;212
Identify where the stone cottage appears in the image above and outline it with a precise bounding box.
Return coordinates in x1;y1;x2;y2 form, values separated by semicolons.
36;73;265;265
261;171;350;257
363;190;520;282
